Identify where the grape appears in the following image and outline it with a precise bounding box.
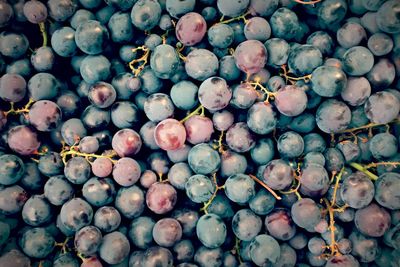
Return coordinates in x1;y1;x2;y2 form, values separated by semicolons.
375;172;400;210
144;93;175;122
150;44;180;79
265;209;296;241
316;99;351;133
108;12;133;43
246;102;276;134
170;81;199;111
146;182;177;214
173;239;195;263
0;1;13;27
249;234;281;265
128;216;155;249
51;27;77;57
22;195;52;226
168;163;192;190
194;246;223;267
0;250;31;267
29;100;62;131
291;198;321;229
367;58;396;89
0;73;26;102
232;209;262;241
324;147;345;172
8;125;41;156
19;227;54;258
230;83;258;109
354;203;391;237
91;157;113;178
82;177;116;206
217;0;249;17
115;185;145;219
99;231;130;264
207;23;234;49
175;12;207;46
244;17;271;42
225;174;256;204
167;144;191;163
337;22;366;48
342;46;374;76
141;246;174;267
80;55;111;84
47;0;77;22
188;143;221;175
0;154;25;185
184;115;214;145
93;206;121;233
44;175;74;206
326;255;360;267
0;32;29;59
53;253;79;266
88;82;116;109
234;40;267;75
349;230;379;263
288;45;323;76
60;198;93;232
249;188;276;216
113;157;141;187
277;131;304;158
220;150;247;178
369;133;398;159
226;122;255;153
112;128;142;157
219;55;241;81
185;49;218;81
300;164;330;197
275;85;308;117
364;91;400;124
198;77;232;111
311;65;347;98
376;0;400;34
263;159;293;191
166;0;195;18
340;77;371;106
74;226;102;256
152;218;182;247
131;0;162;31
196;214;227;248
153;119;186;151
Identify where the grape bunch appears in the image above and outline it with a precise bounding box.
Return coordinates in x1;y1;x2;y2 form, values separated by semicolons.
0;0;399;266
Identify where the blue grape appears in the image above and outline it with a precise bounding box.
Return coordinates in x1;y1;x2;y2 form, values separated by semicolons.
244;17;271;42
185;49;219;81
208;23;234;49
172;208;199;237
130;0;162;31
99;231;130;264
196;213;227;248
19;227;54;258
70;9;96;29
94;206;121;233
219;55;241;81
376;0;400;34
0;154;24;185
115;185;145;218
150;44;180;79
0;32;29;59
367;58;396;89
316;99;351;133
375;172;400;210
300;164;330;198
74;225;102;256
170;80;199;110
75;20;109;55
128;216;155;249
217;0;249;17
368;33;394;56
288;44;323;76
369;133;398;159
277;131;304;158
194;246;223;267
349;230;379;262
78;136;99;154
47;0;77;22
232;209;262;241
60;198;93;232
264;38;289;68
168;162;193;190
340;172;374;209
249;234;281;265
364;91;400;124
311;65;347;97
144;93;175;122
82;177;116;206
0;1;14;27
22;195;52;226
270;8;299;40
247;102;276;134
141;246;174;267
173;239;195;263
230;83;258;109
108;12;133;43
188;143;221;175
225;174;256;204
198;77;232;111
80;55;111;84
44;175;74;206
51;27;77;57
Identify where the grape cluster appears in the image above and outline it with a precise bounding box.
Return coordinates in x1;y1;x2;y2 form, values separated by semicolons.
0;0;399;266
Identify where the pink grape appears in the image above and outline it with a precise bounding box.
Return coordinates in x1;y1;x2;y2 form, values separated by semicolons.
8;125;40;155
81;257;103;267
113;157;141;187
275;85;308;117
154;119;186;151
146;182;177;214
92;158;113;178
184;115;214;145
140;170;158;189
175;12;207;46
28;100;62;131
233;40;267;75
112;128;142;157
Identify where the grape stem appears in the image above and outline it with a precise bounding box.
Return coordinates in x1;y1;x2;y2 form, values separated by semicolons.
280;64;312;84
4;99;35;117
54;237;71;254
39;22;47;47
212;130;226;154
60;142;118;165
200;173;225;214
218;11;250;25
180;104;205;123
248;82;276;103
248;174;282;200
349;162;378;181
336;119;400;135
363;161;400;169
128;46;150;77
233;237;243;264
176;42;186;62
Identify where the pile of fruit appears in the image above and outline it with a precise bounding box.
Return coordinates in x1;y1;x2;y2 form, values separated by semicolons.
0;0;399;266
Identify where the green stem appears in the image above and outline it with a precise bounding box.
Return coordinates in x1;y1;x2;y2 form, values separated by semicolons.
39;22;47;47
349;162;378;181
